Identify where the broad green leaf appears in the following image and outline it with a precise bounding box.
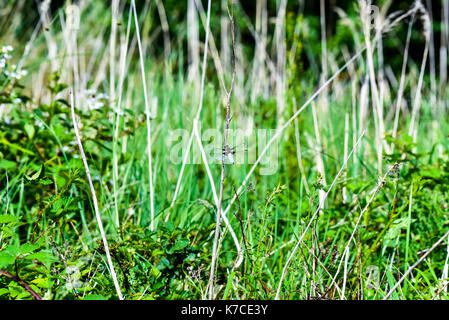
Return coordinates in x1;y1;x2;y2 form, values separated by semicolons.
384;218;411;240
165;221;175;232
6;243;19;258
0;159;16;170
0;251;15;268
31;278;51;289
26;250;57;264
19;243;39;255
24;123;35;139
173;239;189;251
0;215;18;224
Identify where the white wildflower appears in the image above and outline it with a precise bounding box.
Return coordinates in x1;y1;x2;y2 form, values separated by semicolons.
96;93;109;100
1;45;13;53
34;120;45;129
87;100;104;110
85;89;108;110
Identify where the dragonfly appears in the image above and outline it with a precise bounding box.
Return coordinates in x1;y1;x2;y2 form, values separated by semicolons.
208;143;247;165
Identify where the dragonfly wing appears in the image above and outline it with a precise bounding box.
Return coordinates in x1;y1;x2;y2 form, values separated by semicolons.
226;153;235;165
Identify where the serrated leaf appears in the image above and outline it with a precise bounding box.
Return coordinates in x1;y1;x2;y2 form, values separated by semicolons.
31;278;51;288
0;225;15;238
39;178;53;185
26;165;44;181
0;215;18;224
6;243;19;258
26;250;57;264
19;243;39;255
0;251;15;268
384;218;411;241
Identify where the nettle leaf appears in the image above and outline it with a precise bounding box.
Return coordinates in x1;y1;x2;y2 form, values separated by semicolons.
26;250;57;265
0;251;15;268
19;242;39;255
0;214;19;224
420;168;442;179
51;197;64;213
361;230;377;242
31;277;52;289
26;165;44;181
0;159;16;170
5;243;19;258
384;218;411;240
39;178;53;185
0;225;15;238
17;291;31;299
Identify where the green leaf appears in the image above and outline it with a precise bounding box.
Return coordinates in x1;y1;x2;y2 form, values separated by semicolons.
165;221;175;232
6;243;19;258
26;165;44;181
39;178;53;185
158;257;171;270
26;250;57;264
0;251;15;268
84;294;109;300
173;239;189;251
0;225;15;238
384;218;411;241
24;123;35;139
223;271;236;300
0;214;19;224
0;159;16;170
19;243;39;255
31;278;51;289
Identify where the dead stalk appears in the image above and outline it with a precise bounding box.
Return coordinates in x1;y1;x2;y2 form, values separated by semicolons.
207;2;236;300
69;90;123;300
66;14;123;300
